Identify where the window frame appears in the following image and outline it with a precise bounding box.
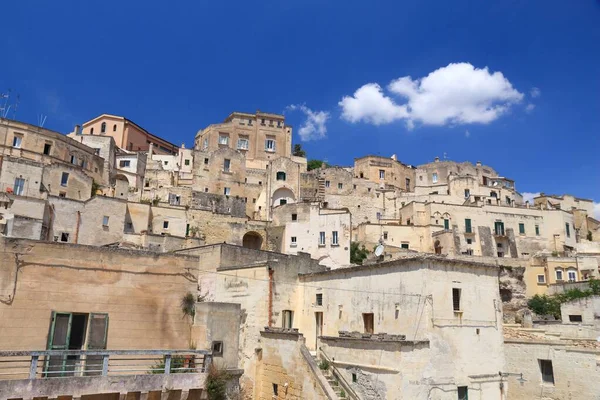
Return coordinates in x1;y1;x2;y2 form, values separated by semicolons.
102;216;109;227
379;169;385;179
332;231;339;246
265;138;276;152
518;223;525;235
12;135;23;148
539;359;554;385
237;138;249;150
60;172;69;187
318;231;326;246
537;274;546;284
452;288;462;312
218;135;229;145
432;172;438;183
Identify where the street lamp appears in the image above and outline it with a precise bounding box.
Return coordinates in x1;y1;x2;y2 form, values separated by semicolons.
499;371;527;384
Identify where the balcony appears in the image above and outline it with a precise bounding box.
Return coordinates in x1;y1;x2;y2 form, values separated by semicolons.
0;349;240;400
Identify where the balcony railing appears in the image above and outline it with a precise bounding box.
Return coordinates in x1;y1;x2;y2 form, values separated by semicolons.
0;349;212;380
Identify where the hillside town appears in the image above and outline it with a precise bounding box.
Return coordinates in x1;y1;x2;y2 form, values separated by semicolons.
1;112;599;400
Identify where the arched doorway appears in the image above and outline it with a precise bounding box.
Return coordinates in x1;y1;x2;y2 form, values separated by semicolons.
434;240;442;255
243;232;263;250
272;187;295;207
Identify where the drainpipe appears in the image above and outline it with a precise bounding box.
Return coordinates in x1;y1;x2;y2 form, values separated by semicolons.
268;268;274;327
74;211;81;244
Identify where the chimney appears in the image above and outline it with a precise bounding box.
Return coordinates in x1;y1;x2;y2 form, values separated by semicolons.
181;143;186;149
434;156;440;163
148;142;154;156
476;161;482;167
75;125;82;135
391;154;397;161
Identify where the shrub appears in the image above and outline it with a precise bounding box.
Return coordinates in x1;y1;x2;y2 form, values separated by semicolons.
206;364;229;400
318;359;330;371
350;242;369;265
181;292;196;318
149;355;196;374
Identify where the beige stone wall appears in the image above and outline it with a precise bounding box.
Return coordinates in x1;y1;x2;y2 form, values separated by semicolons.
0;238;199;351
254;332;328;400
354;155;416;191
43;163;93;200
356;223;432;252
78;197;128;246
505;340;600;400
0;158;45;199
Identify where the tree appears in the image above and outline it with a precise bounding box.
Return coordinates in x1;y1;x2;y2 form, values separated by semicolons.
292;144;306;157
307;159;324;171
350;242;369;265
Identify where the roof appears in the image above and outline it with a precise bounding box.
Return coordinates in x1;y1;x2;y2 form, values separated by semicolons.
299;254;497;278
82;114;178;149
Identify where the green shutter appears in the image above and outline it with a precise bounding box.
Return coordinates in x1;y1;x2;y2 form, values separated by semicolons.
444;219;450;230
519;223;525;234
465;219;472;233
535;225;540;236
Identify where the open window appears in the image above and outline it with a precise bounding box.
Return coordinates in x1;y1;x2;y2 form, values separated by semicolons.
363;313;374;334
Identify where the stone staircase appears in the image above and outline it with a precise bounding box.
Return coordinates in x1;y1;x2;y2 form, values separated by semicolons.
311;353;348;399
317;178;326;200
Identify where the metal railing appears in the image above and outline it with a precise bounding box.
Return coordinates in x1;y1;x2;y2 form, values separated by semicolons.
0;349;212;380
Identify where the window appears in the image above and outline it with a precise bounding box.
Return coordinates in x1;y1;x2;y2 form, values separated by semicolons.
212;341;223;357
43;143;52;155
70;155;77;165
519;223;525;235
444;219;450;230
406;178;410;190
163;220;169;229
12;177;26;196
184;159;190;166
237;138;249;150
567;270;577;282
332;231;339;245
535;224;540;236
61;232;70;242
163;161;168;165
218;135;229;145
203;138;208;149
464;189;470;198
466;238;472;244
204;158;209;165
291;213;297;221
261;118;266;125
113;124;117;132
248;119;253;126
457;386;468;400
101;122;106;133
12;135;23;148
338;183;343;189
379;169;385;179
90;127;94;135
279;199;287;206
452;288;461;311
276;171;286;181
555;269;563;281
102;216;109;226
539;359;554;384
319;231;326;246
352;373;357;383
316;293;323;306
282;310;293;328
383;231;388;240
569;315;583;322
61;172;69;186
224;187;230;196
265;139;276;151
325;180;330;188
59;191;66;198
401;243;409;249
465;219;472;233
290;236;297;247
223;159;231;172
126;222;133;231
494;221;505;236
537;274;546;284
432;173;438;183
272;384;278;396
565;223;570;238
204;188;209;193
363;313;374;334
119;160;130;168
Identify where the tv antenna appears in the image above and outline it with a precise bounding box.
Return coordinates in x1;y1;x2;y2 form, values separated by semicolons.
0;90;10;118
443;152;448;160
38;114;47;128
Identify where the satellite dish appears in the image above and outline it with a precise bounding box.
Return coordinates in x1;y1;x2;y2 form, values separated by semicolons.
374;245;384;257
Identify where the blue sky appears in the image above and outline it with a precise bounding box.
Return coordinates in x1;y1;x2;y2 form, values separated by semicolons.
1;0;599;207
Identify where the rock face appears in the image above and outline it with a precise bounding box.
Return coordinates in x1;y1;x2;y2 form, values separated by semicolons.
499;266;528;323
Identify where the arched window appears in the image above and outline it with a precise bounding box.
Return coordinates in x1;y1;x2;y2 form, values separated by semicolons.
90;127;94;135
101;122;106;133
276;171;286;181
113;124;117;131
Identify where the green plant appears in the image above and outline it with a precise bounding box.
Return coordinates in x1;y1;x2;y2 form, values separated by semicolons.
189;226;200;237
307;159;325;171
587;231;593;241
141;198;152;205
292;144;306;157
318;359;330;371
206;363;229;400
527;279;600;319
551;251;558;257
149;355;196;374
181;292;196;319
340;389;346;398
152;196;160;206
350;242;369;265
91;180;101;197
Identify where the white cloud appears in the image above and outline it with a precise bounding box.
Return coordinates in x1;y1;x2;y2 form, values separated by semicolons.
525;103;536;113
287;104;330;141
339;62;524;129
530;87;541;98
594;202;600;220
465;129;471;138
521;192;540;204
